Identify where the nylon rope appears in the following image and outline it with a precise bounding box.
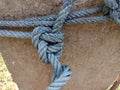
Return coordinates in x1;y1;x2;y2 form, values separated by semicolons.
0;0;120;90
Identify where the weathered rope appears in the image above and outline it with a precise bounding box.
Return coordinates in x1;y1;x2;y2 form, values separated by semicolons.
104;0;120;24
32;0;73;89
0;0;119;90
0;7;106;27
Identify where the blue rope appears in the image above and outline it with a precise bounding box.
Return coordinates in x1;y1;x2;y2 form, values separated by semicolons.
104;0;120;24
0;0;119;90
32;0;73;89
0;7;104;27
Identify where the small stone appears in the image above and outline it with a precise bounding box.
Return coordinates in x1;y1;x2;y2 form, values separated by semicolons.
12;61;15;65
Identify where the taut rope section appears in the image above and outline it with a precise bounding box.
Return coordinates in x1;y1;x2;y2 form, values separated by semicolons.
0;0;119;90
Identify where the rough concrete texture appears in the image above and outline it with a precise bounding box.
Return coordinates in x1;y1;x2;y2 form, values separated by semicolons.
0;0;120;90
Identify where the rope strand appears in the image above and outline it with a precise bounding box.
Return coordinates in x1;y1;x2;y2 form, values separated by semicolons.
0;0;119;90
0;7;103;27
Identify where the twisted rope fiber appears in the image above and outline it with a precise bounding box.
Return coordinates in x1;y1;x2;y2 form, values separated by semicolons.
0;7;107;27
0;0;120;90
32;0;74;89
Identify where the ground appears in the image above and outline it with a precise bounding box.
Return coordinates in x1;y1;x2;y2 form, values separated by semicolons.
0;0;120;90
0;53;18;90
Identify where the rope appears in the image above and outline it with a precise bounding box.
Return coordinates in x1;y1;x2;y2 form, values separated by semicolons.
104;0;120;24
32;0;73;89
0;7;105;27
0;0;119;90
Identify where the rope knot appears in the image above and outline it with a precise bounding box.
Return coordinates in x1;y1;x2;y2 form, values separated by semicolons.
32;26;64;64
32;0;73;89
104;0;120;24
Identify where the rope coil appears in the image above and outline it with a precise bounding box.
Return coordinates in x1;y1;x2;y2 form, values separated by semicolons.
0;0;119;90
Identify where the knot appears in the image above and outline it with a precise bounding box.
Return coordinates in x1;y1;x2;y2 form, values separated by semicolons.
31;0;73;89
32;26;64;64
104;0;120;24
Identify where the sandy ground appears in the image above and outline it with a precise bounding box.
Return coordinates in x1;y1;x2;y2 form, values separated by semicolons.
0;53;18;90
0;0;120;90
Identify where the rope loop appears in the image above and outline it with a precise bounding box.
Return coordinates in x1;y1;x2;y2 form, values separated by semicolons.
104;0;120;24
